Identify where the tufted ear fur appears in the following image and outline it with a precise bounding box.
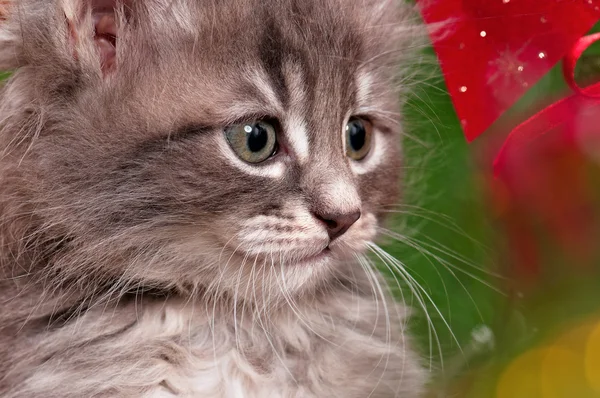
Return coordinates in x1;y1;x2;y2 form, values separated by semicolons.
65;0;130;75
0;0;130;76
0;0;7;19
0;0;18;70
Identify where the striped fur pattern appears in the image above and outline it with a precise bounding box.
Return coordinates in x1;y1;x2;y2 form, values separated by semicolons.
0;0;426;396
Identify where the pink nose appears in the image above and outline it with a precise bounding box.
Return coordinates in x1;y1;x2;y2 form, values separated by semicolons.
313;210;361;241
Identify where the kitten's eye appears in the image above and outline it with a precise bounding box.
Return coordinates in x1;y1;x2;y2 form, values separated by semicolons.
225;120;278;164
345;117;373;161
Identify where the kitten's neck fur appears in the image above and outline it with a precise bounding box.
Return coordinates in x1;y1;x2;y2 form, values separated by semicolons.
1;262;426;398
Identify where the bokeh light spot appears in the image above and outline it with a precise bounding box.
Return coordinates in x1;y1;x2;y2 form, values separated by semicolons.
585;322;600;392
497;349;545;398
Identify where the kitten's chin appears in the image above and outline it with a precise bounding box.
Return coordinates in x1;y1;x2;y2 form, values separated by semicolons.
286;244;364;267
286;247;332;266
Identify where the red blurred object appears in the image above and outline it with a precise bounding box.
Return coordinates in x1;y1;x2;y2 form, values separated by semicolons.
491;109;600;278
491;34;600;279
418;1;600;280
418;0;600;141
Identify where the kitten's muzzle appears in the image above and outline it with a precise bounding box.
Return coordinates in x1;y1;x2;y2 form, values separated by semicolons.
314;210;361;241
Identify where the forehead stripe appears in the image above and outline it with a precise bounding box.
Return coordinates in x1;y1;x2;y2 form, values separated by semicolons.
259;16;290;107
285;115;310;164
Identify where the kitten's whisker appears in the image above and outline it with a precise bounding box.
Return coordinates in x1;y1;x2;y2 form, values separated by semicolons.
404;99;444;142
208;248;234;370
403;235;505;291
274;250;336;346
381;227;491;273
358;44;431;69
185;284;199;353
405;78;449;95
379;228;504;294
236;242;259;359
378;210;494;268
379;204;490;250
258;254;271;319
354;253;383;339
364;112;430;148
218;231;244;267
372;252;438;371
382;236;486;335
409;234;502;279
361;254;413;393
358;251;408;327
372;242;465;358
368;242;451;370
249;250;296;384
232;245;249;354
354;254;394;395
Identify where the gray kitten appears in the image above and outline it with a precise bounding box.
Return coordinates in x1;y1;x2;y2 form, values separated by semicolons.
0;0;427;396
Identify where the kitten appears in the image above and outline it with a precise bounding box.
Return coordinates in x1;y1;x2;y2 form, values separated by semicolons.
0;0;427;396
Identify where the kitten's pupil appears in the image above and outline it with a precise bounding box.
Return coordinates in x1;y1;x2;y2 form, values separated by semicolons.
348;120;366;152
345;118;372;161
246;124;269;153
225;120;277;163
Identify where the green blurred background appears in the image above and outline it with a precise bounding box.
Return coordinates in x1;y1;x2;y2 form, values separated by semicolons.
388;20;600;397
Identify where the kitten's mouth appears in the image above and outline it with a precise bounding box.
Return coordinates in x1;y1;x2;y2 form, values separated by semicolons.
229;244;336;267
292;247;332;266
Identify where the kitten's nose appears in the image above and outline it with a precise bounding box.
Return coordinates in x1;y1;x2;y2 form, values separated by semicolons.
314;210;361;241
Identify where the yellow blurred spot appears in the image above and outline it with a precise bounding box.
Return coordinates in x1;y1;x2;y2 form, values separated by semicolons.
540;347;585;398
586;322;600;392
497;347;584;398
497;319;600;398
497;348;546;398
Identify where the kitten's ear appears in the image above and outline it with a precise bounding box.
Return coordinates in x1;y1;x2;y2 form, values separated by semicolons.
65;0;129;75
0;1;9;22
0;0;19;70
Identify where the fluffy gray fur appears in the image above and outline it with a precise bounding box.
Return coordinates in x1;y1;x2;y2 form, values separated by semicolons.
0;0;427;396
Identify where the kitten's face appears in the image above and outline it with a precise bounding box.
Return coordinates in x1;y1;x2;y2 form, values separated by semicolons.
2;0;412;301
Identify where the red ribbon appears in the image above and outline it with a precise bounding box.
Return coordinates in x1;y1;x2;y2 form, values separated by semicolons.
494;34;600;176
563;32;600;97
417;0;600;141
